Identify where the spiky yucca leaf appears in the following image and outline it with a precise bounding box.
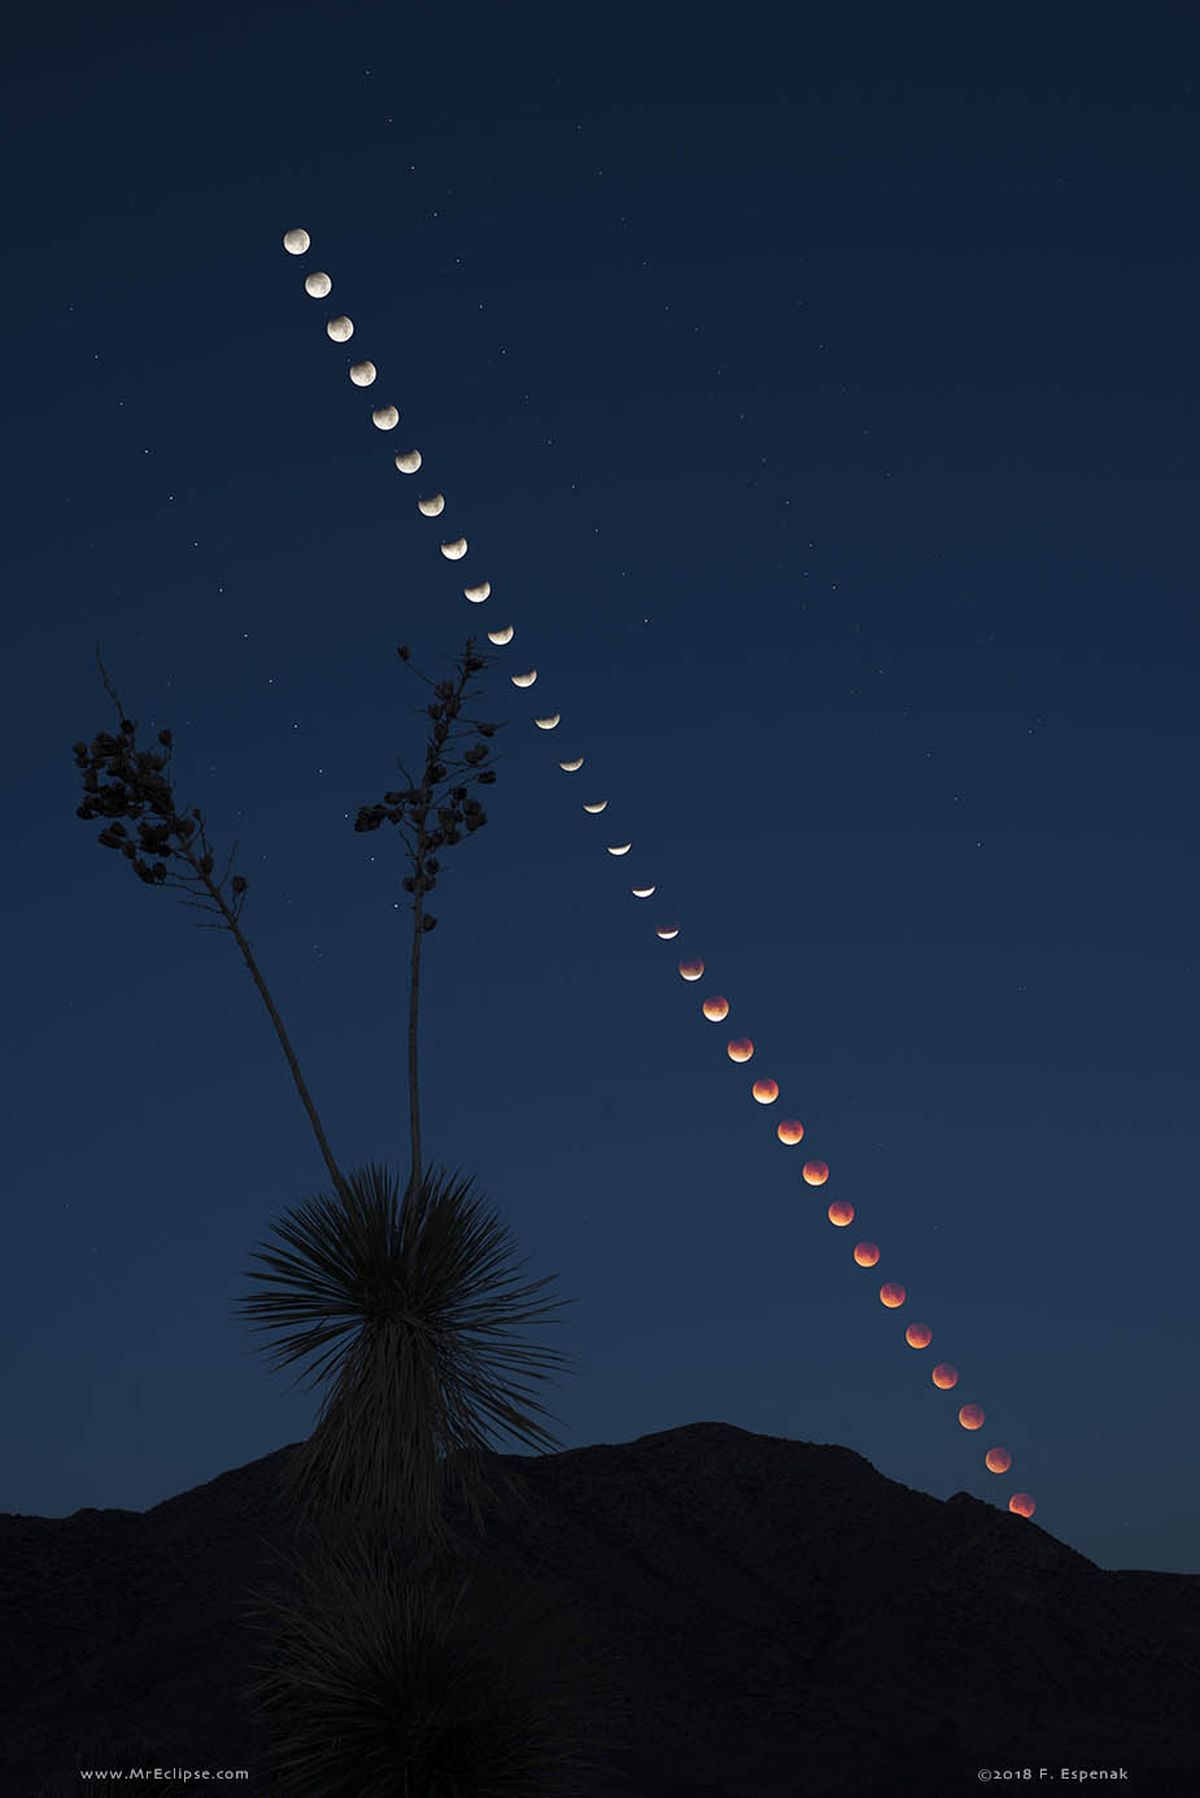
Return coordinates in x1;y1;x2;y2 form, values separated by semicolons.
237;1161;577;1534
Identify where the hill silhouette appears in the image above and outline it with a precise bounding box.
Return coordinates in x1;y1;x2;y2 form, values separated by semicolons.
3;1421;1197;1795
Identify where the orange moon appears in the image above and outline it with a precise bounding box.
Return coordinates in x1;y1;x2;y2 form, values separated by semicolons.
802;1160;829;1186
853;1241;880;1267
777;1119;805;1144
827;1200;855;1227
656;924;680;940
905;1323;932;1349
931;1363;958;1390
702;996;729;1021
751;1078;779;1104
1009;1493;1036;1518
679;958;704;981
985;1447;1012;1474
958;1404;985;1430
879;1282;906;1308
727;1038;754;1062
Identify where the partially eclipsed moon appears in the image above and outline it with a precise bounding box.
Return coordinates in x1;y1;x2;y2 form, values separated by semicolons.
726;1038;754;1062
560;757;584;771
1009;1493;1036;1518
631;883;654;896
441;538;468;560
418;495;445;516
679;958;704;980
853;1242;880;1267
395;450;422;473
958;1404;985;1430
283;228;310;254
326;316;354;342
535;714;560;730
583;800;607;813
656;925;680;940
752;1079;779;1104
349;361;377;386
464;580;489;600
931;1363;958;1390
305;272;332;297
608;842;631;855
879;1282;906;1309
372;406;399;430
777;1119;804;1144
802;1160;829;1186
702;995;729;1020
828;1200;855;1226
985;1448;1012;1474
512;670;537;688
487;626;513;645
905;1323;933;1349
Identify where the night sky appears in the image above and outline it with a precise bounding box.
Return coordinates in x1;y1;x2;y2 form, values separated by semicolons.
4;3;1197;1575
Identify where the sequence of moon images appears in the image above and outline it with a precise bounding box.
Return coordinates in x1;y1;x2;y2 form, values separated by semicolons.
282;226;1036;1521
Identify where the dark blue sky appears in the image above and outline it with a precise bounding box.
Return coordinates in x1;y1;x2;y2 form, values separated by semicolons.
3;2;1196;1573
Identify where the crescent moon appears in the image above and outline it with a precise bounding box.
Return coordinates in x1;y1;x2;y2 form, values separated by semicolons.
487;626;513;645
583;800;607;813
349;361;377;387
305;272;332;297
464;581;490;601
395;450;422;473
656;924;680;940
418;494;445;516
559;757;583;771
512;670;538;688
535;714;560;730
440;538;468;560
372;406;399;430
326;316;354;342
607;843;632;856
283;227;310;254
631;884;655;897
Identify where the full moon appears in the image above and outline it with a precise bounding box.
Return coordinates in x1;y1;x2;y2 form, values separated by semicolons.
827;1200;855;1226
283;227;310;254
751;1079;779;1104
1009;1493;1036;1518
905;1323;932;1348
879;1282;906;1308
305;272;332;297
777;1119;805;1145
349;361;377;386
679;958;704;981
372;406;399;430
702;995;729;1020
958;1404;985;1430
931;1363;958;1390
853;1242;880;1267
326;316;354;342
802;1160;829;1186
985;1447;1012;1474
726;1038;754;1062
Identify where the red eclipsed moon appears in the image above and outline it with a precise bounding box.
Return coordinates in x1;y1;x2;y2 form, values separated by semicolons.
853;1242;880;1267
985;1448;1012;1474
752;1079;779;1104
827;1200;854;1226
1009;1493;1036;1518
727;1038;754;1062
777;1119;805;1145
679;959;704;981
905;1323;932;1349
879;1282;906;1308
702;996;729;1021
802;1160;829;1186
931;1363;958;1390
958;1404;985;1430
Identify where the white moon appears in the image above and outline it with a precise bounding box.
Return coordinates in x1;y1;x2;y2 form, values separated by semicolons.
535;714;560;730
417;494;445;516
583;800;607;813
305;272;332;298
441;538;468;560
656;925;680;940
512;670;538;688
559;757;584;771
326;316;354;342
464;581;490;602
395;450;422;473
372;406;399;430
349;361;377;387
487;626;514;645
631;885;656;897
607;843;632;856
283;228;310;255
